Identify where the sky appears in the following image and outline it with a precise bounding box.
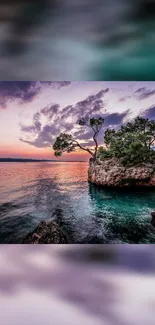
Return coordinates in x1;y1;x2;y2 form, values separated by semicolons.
0;81;155;161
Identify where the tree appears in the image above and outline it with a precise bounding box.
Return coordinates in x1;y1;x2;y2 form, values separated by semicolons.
101;116;155;166
53;116;104;160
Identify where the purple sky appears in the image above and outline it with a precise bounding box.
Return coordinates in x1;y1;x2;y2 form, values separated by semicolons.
0;81;155;160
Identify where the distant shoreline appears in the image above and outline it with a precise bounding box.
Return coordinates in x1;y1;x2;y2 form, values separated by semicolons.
0;158;87;163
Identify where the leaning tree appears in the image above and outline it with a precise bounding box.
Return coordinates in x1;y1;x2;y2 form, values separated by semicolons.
53;116;104;160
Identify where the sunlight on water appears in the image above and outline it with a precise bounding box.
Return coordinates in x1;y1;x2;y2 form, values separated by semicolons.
0;162;155;243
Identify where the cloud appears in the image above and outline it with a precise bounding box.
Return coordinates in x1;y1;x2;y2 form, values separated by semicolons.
41;104;60;118
0;81;71;109
103;112;128;127
20;111;42;134
19;138;50;148
19;87;131;150
118;98;126;103
143;106;155;120
75;88;109;118
20;123;60;148
20;88;109;148
135;87;155;100
0;81;38;108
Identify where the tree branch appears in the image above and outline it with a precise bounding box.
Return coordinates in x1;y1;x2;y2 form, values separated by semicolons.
72;140;94;157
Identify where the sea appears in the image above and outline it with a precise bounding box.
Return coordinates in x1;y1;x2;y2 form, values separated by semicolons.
0;161;155;243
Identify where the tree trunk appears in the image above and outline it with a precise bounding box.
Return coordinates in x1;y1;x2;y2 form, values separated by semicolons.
93;132;98;161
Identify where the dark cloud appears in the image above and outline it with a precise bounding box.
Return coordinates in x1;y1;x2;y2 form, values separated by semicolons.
39;81;71;90
135;87;155;100
0;81;39;108
103;112;128;127
0;81;71;109
143;106;155;119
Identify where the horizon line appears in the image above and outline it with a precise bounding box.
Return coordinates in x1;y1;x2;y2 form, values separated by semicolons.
0;157;88;162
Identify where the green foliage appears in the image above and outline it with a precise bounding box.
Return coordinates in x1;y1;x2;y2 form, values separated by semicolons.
104;129;116;146
99;116;155;166
78;116;104;131
53;116;155;165
89;117;104;129
97;146;113;159
53;133;74;157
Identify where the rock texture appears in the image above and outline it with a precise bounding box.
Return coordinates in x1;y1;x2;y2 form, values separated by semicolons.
23;220;68;244
88;158;155;188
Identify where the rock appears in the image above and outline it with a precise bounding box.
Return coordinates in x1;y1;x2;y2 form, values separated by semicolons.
23;220;68;244
151;212;155;227
88;158;155;188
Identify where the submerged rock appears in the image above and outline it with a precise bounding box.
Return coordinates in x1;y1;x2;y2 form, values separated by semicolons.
88;158;155;188
23;220;68;244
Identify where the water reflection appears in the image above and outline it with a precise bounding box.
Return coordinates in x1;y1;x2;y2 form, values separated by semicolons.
0;162;155;243
0;245;155;325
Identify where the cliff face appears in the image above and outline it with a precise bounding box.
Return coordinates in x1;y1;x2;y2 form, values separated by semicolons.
88;158;155;188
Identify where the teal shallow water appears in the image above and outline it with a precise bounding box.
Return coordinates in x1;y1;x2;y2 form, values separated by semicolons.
0;162;155;243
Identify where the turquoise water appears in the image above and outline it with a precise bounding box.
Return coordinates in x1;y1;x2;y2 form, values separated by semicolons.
0;162;155;243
